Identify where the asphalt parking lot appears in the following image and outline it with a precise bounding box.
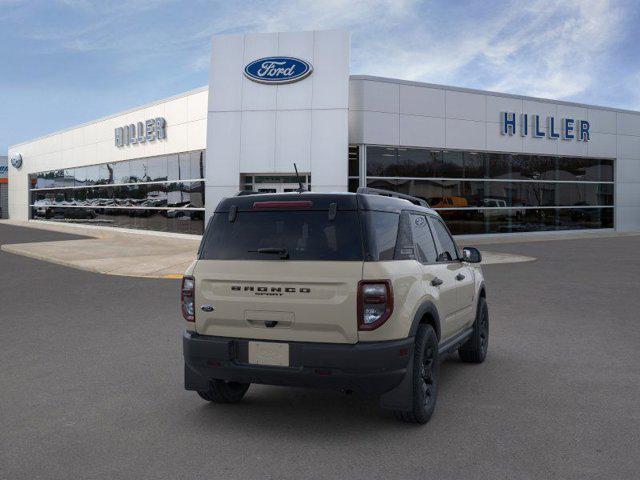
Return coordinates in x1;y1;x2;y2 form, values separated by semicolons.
1;224;639;480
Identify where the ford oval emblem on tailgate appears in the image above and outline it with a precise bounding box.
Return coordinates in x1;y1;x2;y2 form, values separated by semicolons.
244;56;313;84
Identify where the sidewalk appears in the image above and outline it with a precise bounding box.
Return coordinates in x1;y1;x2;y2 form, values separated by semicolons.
0;220;200;278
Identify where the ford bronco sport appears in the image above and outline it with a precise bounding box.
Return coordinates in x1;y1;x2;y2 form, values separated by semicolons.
182;188;488;423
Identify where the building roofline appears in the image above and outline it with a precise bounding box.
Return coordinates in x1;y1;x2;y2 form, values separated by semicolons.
8;85;209;150
350;75;640;116
10;75;640;151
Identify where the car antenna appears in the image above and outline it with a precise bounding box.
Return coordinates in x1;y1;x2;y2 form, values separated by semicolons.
294;163;306;193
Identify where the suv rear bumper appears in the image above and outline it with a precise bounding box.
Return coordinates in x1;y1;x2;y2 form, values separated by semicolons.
183;332;413;396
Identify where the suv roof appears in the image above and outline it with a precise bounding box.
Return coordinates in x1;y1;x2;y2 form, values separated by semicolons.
215;192;439;216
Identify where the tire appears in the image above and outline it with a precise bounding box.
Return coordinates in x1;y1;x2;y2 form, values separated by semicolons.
197;380;250;404
393;324;439;424
459;296;489;363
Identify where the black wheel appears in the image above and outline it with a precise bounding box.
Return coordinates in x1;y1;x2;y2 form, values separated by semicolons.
459;296;489;363
197;380;250;404
394;324;439;424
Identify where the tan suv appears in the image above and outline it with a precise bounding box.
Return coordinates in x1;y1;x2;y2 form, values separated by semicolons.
182;188;488;423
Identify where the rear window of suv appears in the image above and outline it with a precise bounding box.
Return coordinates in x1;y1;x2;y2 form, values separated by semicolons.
200;210;364;261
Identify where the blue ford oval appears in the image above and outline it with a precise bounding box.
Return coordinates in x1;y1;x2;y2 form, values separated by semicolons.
244;57;313;84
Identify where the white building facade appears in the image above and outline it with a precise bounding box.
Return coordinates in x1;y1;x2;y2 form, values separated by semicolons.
7;29;640;235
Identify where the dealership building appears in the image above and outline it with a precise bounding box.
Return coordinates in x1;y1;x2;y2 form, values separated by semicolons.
7;29;640;236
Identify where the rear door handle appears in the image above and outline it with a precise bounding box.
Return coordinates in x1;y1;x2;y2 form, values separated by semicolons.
431;277;443;287
456;273;465;281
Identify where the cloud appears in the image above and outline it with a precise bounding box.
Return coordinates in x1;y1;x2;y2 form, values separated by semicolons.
483;0;624;99
2;0;638;105
345;0;626;101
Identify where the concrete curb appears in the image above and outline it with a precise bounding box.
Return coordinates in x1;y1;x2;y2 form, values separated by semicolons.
0;243;184;279
479;251;536;265
0;219;203;241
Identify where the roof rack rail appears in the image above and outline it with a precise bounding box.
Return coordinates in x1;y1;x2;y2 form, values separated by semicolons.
357;187;430;208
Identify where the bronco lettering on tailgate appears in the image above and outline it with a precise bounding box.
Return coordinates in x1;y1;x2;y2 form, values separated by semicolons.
230;285;311;296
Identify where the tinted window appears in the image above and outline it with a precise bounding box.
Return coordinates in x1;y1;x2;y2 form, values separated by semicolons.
100;163;114;184
363;211;399;261
148;155;168;182
112;161;130;184
348;145;359;177
129;159;148;182
167;154;180;181
429;217;458;262
410;214;437;263
201;211;363;261
190;151;205;180
179;153;194;180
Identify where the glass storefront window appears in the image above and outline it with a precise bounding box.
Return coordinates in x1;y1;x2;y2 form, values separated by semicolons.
148;156;168;182
437;207;614;236
367;148;614;183
464;152;487;178
112;161;130;184
98;163;112;185
367;179;614;209
348;145;359;177
167;154;180;181
364;146;615;235
28;150;206;234
440;151;464;178
129;159;148;183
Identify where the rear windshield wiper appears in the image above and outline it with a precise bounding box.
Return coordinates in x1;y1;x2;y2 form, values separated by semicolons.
249;247;290;259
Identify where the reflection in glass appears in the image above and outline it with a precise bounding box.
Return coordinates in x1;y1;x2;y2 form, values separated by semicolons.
85;165;100;185
148;155;168;182
75;167;87;187
178;152;203;180
190;151;204;180
98;164;113;184
367;179;614;209
367;148;615;183
167;154;180;181
95;208;204;234
129;159;148;183
112;161;130;184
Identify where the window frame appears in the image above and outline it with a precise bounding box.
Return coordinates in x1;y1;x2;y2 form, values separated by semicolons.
427;215;461;263
407;211;439;265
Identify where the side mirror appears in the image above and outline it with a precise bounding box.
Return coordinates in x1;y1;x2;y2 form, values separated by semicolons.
462;247;482;263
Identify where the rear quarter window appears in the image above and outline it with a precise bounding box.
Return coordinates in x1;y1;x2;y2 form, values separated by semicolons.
362;211;399;261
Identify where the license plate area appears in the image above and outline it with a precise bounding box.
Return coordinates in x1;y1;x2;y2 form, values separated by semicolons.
248;341;290;367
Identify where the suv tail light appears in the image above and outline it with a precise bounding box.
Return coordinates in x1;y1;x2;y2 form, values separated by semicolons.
181;276;195;322
357;280;393;331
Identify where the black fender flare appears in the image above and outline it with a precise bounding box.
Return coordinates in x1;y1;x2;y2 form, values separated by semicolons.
476;281;487;320
380;300;440;412
478;281;486;300
408;300;441;340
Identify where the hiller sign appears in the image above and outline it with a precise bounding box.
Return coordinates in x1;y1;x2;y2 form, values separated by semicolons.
115;117;166;147
500;112;590;142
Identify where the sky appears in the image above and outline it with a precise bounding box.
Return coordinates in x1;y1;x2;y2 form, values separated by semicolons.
1;0;640;153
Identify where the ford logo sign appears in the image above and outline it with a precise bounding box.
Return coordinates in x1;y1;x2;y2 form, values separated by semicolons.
244;56;313;85
10;153;23;169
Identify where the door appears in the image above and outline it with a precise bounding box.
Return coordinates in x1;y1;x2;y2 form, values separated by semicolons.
409;213;460;339
427;216;476;336
255;183;302;193
243;174;310;193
